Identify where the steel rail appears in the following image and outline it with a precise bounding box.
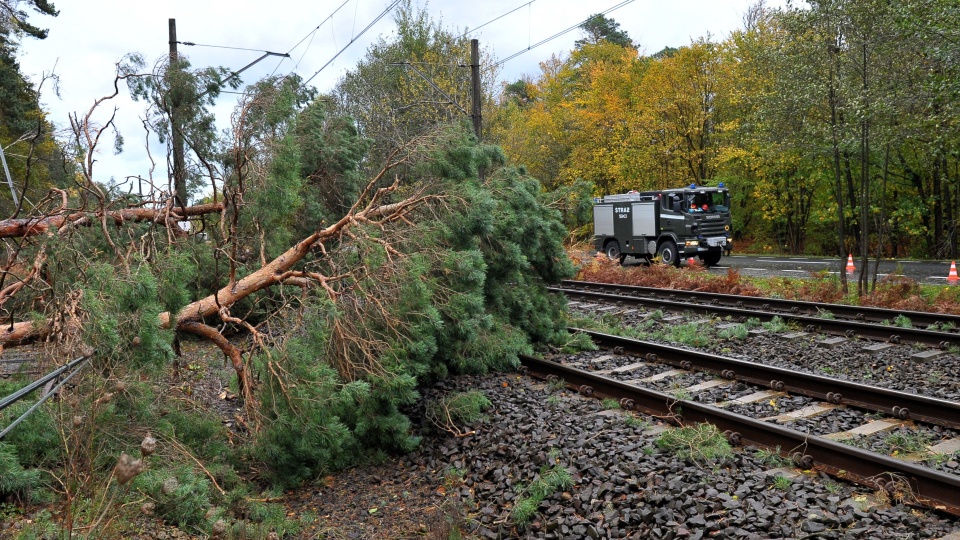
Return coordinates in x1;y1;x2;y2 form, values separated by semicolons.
552;286;959;348
573;329;960;430
519;352;960;517
561;279;960;330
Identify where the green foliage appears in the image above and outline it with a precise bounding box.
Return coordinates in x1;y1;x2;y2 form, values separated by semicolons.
655;423;733;463
79;260;175;369
546;377;567;392
559;331;598;353
624;415;651;430
663;322;714;347
576;13;633;49
252;300;421;488
719;324;749;340
0;0;59;41
0;442;42;502
156;406;233;464
133;466;212;530
0;383;59;468
772;475;793;491
761;316;791;333
601;398;620;410
754;446;789;467
511;462;574;526
222;499;301;539
892;314;913;329
427;391;492;426
883;430;933;456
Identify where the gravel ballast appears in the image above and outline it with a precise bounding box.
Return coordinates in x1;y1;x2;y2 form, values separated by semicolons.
313;372;960;539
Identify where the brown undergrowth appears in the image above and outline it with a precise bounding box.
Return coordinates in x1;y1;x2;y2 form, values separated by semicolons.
571;252;960;314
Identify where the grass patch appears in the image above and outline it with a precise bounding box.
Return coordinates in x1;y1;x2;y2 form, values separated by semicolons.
754;446;789;467
662;322;714;347
718;324;749;341
761;316;792;333
601;399;621;410
772;475;793;491
883;430;934;457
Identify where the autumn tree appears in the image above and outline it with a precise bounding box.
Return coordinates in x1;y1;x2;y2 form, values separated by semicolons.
331;0;497;171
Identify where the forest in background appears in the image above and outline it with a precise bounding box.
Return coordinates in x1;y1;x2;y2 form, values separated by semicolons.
0;0;958;537
489;0;960;266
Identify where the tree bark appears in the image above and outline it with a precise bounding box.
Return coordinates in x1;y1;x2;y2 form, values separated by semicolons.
0;202;224;238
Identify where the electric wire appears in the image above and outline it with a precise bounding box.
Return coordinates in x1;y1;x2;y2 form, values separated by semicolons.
176;41;273;53
0;355;90;412
285;0;352;57
304;0;403;85
494;0;635;67
0;355;91;440
458;0;536;40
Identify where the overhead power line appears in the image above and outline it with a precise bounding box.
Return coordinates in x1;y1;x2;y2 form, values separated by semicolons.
494;0;635;67
285;0;352;73
177;41;275;53
304;0;403;85
458;1;537;40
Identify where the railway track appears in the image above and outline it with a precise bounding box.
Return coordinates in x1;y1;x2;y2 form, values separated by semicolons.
553;280;960;348
521;329;960;517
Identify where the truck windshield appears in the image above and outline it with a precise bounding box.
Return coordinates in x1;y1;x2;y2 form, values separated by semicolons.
688;191;728;212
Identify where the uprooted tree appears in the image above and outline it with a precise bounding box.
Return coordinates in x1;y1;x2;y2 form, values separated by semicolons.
0;20;580;534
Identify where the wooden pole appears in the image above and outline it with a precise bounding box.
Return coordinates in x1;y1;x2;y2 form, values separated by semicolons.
470;39;481;141
169;18;187;208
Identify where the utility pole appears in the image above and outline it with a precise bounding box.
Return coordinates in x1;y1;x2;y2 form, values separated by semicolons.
470;39;481;141
169;18;187;208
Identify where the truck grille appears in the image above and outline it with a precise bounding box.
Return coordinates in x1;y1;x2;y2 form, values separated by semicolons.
697;218;728;237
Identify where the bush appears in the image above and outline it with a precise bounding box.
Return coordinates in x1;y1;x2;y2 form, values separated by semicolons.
0;442;42;503
133;466;212;530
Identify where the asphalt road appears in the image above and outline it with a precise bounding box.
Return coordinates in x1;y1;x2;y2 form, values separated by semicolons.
618;253;960;286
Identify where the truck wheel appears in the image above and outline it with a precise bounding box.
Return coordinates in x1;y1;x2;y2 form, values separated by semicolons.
701;251;722;267
657;241;680;267
604;240;621;261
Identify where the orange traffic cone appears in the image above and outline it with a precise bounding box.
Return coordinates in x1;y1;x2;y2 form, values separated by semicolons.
845;254;855;274
949;261;959;284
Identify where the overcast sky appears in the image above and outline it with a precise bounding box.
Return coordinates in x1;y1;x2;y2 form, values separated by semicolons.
15;0;783;192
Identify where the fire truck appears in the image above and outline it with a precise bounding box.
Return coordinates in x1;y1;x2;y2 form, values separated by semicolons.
592;184;732;266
